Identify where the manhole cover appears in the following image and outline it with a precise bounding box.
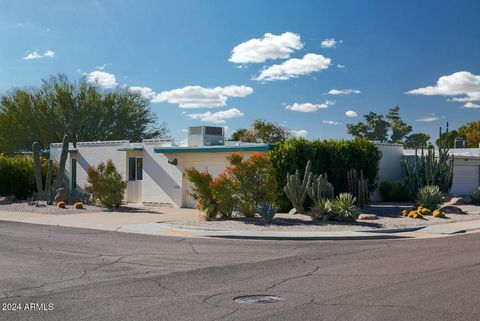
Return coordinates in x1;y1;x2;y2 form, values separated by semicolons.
234;295;283;304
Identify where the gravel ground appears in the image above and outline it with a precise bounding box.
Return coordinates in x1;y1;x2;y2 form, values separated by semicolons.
2;201;480;232
167;203;480;232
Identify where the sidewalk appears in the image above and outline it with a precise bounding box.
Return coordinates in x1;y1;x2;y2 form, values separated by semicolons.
1;209;480;240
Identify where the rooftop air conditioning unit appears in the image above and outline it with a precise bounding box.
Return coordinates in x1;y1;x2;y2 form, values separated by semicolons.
188;126;225;147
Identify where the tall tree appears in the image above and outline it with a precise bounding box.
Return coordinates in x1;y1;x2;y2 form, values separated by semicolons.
387;106;412;143
347;112;390;141
459;120;480;148
229;119;290;144
404;133;431;149
0;74;167;152
347;106;412;143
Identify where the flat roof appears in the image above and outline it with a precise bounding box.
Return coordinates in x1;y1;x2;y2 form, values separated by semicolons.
154;144;272;154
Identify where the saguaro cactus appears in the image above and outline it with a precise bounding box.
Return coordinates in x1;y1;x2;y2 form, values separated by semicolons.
284;160;311;213
347;168;369;208
307;173;334;202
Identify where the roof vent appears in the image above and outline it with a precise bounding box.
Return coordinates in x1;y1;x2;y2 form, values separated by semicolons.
188;126;225;147
454;138;466;149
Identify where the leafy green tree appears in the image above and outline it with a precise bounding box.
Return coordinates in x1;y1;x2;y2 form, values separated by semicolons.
459;120;480;147
229;119;290;144
387;106;412;143
347;106;412;143
435;129;462;148
0;74;167;152
403;133;431;149
347;112;390;141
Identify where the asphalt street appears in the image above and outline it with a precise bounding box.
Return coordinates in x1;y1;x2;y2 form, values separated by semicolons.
0;221;479;321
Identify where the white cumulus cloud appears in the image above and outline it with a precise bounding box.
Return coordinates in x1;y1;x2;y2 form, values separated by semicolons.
86;71;118;88
406;71;480;103
153;85;253;108
325;89;361;95
415;115;441;122
229;32;303;64
345;110;358;117
286;100;334;112
129;86;156;100
290;129;308;138
23;49;55;60
321;38;342;48
322;120;339;125
464;102;480;108
188;108;244;124
255;53;331;81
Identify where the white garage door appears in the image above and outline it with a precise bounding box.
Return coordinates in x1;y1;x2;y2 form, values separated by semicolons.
451;165;479;196
183;163;226;208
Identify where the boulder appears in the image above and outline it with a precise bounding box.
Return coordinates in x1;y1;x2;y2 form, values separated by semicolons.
0;196;12;205
447;197;465;206
440;205;465;214
54;188;69;204
288;208;300;215
358;213;378;220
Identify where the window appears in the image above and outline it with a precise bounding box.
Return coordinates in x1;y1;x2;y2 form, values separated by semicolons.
128;157;143;181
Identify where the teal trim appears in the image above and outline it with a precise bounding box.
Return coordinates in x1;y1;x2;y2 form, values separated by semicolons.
117;147;144;151
154;145;272;154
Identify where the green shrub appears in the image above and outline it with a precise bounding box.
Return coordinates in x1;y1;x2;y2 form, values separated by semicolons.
226;153;277;217
417;185;442;211
470;187;480;205
256;202;277;223
331;193;360;222
0;154;49;199
379;181;410;202
269;138;381;212
312;198;334;221
84;160;126;208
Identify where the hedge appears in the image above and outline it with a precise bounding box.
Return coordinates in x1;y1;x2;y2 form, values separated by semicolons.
269;138;381;212
0;154;48;199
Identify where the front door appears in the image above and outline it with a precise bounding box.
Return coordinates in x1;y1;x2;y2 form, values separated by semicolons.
126;157;143;203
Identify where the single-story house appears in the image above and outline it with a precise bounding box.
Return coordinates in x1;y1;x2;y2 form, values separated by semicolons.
50;126;271;208
50;128;480;207
374;143;480;198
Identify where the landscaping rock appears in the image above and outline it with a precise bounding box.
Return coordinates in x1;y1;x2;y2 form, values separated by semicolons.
358;213;378;220
0;196;12;205
288;208;300;215
440;205;465;214
447;197;465;205
54;188;69;204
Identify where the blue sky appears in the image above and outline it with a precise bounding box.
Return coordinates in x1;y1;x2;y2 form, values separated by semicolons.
1;0;479;141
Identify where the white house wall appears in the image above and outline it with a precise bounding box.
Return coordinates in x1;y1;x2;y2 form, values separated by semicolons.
141;144;183;207
373;143;404;201
50;141;128;194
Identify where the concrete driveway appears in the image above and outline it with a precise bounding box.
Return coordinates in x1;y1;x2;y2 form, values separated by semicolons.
1;221;479;321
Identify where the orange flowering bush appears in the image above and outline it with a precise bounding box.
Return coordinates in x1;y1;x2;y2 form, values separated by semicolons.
226;153;277;217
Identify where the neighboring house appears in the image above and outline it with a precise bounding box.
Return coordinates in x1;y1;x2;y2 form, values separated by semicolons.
49;126;271;208
376;143;480;198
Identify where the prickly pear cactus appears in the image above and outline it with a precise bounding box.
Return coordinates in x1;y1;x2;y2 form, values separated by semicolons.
284;160;311;213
